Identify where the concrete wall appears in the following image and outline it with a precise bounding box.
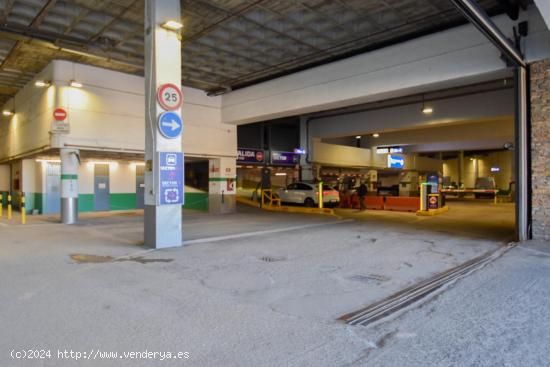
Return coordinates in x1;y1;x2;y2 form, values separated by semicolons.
442;151;514;189
310;89;514;140
0;61;237;214
531;59;550;240
48;61;235;159
0;60;236;162
0;165;9;191
312;140;441;171
0;64;54;162
221;7;550;125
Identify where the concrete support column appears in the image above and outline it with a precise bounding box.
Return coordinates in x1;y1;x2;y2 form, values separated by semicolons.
299;116;314;181
60;148;79;224
458;151;464;188
144;0;183;248
208;158;236;214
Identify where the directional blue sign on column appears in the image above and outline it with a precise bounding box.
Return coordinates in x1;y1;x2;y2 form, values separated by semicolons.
159;152;184;205
158;111;183;139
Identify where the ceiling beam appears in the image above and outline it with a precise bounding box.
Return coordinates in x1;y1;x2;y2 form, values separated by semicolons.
30;0;58;28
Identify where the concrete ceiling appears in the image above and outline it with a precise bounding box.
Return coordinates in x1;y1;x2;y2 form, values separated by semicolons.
0;0;510;106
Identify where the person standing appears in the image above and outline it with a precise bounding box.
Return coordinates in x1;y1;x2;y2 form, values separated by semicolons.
358;181;367;211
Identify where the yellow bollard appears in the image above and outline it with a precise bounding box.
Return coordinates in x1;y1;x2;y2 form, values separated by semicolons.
318;182;323;209
0;193;3;218
21;192;26;225
260;189;264;208
7;194;12;220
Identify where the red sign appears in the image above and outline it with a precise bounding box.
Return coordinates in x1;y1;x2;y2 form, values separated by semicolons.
428;195;439;209
53;108;67;121
157;83;183;111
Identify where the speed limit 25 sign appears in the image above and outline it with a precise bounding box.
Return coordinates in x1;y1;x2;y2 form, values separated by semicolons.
157;83;183;111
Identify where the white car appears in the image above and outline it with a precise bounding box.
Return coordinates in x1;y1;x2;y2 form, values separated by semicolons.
276;182;340;207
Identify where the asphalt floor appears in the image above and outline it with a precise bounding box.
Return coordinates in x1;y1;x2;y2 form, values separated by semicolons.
0;199;528;366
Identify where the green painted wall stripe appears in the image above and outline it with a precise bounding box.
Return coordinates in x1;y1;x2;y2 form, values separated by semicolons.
208;177;237;182
78;194;94;212
61;174;78;180
183;192;208;211
109;193;137;211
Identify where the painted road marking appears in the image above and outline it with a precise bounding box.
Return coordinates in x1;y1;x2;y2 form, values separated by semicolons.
181;219;353;246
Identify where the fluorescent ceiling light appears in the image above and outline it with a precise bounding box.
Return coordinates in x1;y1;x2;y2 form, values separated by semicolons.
422;107;434;114
35;80;50;87
355;135;361;139
372;133;380;138
70;80;82;88
275;172;287;176
161;20;183;31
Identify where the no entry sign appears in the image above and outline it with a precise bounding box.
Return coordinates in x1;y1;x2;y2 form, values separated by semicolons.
157;83;183;111
53;108;67;121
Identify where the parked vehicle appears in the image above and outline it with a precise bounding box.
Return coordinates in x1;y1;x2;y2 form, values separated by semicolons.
276;182;340;207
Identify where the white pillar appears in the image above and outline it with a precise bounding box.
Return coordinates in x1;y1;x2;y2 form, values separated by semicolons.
143;0;183;248
208;157;237;214
60;148;79;224
299;116;314;181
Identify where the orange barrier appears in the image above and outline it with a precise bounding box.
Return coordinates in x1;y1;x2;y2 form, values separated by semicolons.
364;196;385;210
339;194;351;208
384;196;420;212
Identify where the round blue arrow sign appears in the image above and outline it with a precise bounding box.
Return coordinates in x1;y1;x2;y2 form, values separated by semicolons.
158;111;183;139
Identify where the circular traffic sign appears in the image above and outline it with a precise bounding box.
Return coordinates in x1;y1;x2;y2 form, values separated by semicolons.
53;108;67;121
256;151;264;162
158;111;183;139
157;83;183;111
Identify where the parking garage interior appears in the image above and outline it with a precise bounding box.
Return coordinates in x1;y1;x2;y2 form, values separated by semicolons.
0;0;549;365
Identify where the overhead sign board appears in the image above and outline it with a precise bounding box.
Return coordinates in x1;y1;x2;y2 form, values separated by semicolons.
159;152;184;205
158;111;183;139
377;146;403;154
271;151;300;166
387;155;404;169
237;148;264;164
157;83;183;111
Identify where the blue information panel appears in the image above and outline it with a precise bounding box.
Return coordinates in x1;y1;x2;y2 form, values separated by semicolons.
271;151;300;165
158;111;183;139
387;154;404;169
159;152;184;205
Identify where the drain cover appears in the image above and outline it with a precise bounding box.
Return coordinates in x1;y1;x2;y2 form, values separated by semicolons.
349;274;391;283
70;253;173;264
259;256;286;262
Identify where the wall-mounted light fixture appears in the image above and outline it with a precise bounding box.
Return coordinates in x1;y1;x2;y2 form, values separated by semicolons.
161;20;183;32
355;135;361;139
2;110;13;116
35;80;51;88
372;133;380;138
421;106;434;114
421;94;434;115
70;80;83;88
